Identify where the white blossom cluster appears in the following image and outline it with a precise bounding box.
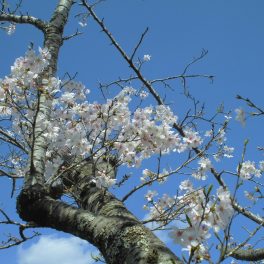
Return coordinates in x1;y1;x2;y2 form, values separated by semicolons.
238;160;263;180
1;46;261;261
6;23;16;35
0;49;63;177
78;14;88;27
205;128;235;162
140;168;169;183
144;191;176;220
0;48;204;187
143;54;151;62
235;108;246;126
0;47;56;178
91;169;116;189
192;157;212;180
143;180;234;260
182;128;202;149
168;181;234;261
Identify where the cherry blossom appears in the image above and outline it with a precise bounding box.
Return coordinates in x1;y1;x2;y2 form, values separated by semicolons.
6;23;16;35
183;128;203;149
235;108;246;126
259;160;264;171
179;179;193;191
143;54;151;62
223;145;234;158
192;158;212;180
238;161;261;180
139;91;148;99
0;47;241;259
91;171;116;189
168;185;234;259
244;191;256;202
78;14;88;27
0;48;189;186
145;190;158;201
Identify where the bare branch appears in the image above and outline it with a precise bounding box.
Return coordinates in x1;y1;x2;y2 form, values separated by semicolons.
0;208;39;250
151;73;214;85
236;94;264;116
63;29;82;41
0;232;39;250
82;0;169;105
130;27;149;61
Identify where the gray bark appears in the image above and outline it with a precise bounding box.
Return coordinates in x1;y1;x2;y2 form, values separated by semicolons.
230;248;264;261
25;0;74;187
17;181;182;264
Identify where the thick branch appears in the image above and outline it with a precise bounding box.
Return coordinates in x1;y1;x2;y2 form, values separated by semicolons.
25;0;74;187
230;248;264;261
17;183;182;264
0;13;46;31
56;164;183;263
81;187;182;263
232;202;264;226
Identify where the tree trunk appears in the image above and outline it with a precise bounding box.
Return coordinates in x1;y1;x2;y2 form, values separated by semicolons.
17;181;182;264
14;0;183;262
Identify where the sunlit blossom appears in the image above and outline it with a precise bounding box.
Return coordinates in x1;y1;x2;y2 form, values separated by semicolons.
143;54;151;62
238;161;261;180
6;23;16;35
235;108;246;126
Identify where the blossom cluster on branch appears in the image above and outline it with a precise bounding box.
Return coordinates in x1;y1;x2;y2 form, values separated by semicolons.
144;180;234;261
1;47;263;261
0;48;203;187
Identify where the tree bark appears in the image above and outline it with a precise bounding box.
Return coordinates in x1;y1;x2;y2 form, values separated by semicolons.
17;181;182;264
25;0;74;188
229;248;264;261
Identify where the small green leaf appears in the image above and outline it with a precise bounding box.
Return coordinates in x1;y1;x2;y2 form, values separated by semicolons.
207;184;213;196
185;214;192;227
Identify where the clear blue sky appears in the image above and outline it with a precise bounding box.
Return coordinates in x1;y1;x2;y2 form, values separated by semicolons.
0;1;263;263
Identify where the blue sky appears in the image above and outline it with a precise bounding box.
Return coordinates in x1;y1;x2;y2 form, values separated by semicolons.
0;0;264;263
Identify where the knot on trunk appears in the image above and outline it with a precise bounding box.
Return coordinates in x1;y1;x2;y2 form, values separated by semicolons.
16;183;48;223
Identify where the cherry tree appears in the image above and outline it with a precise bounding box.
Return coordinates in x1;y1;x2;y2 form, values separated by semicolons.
0;1;263;263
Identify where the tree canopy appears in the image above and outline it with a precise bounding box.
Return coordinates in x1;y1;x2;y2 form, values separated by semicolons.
0;1;263;263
